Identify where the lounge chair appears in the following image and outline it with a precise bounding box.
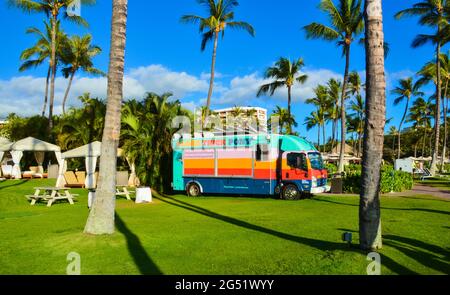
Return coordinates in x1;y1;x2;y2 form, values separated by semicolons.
1;165;12;179
64;171;85;188
116;171;134;200
75;171;86;186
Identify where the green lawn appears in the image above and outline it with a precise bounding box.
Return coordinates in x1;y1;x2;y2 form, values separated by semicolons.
0;179;449;275
418;177;450;190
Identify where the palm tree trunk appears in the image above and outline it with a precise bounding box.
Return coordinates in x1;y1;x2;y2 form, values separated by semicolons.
331;119;336;152
287;86;292;134
397;97;410;159
430;33;442;175
440;78;448;171
48;14;58;134
84;0;128;235
62;71;76;114
360;0;385;250
338;45;351;173
42;66;51;117
422;129;426;157
204;31;219;126
317;125;320;151
323;123;326;154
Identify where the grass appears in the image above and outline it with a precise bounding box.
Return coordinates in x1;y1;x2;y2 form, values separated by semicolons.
0;179;449;275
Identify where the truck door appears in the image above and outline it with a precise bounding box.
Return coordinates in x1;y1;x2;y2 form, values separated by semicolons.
283;152;308;181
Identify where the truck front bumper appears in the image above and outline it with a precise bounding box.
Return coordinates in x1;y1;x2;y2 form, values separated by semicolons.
310;185;331;194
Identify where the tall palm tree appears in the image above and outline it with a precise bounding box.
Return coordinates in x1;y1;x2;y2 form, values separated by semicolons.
391;77;424;159
396;0;450;175
325;78;342;150
304;0;364;173
360;0;385;250
9;0;94;132
19;21;67;117
61;34;104;114
84;0;127;235
408;97;434;157
388;126;398;157
305;111;323;151
181;0;255;121
349;94;365;157
257;57;308;133
306;85;330;152
270;106;298;135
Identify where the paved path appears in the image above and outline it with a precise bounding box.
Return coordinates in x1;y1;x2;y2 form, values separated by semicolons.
385;184;450;199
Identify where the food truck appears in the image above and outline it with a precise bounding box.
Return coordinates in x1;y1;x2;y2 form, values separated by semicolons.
172;133;330;199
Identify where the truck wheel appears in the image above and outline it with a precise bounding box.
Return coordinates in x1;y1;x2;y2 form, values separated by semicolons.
186;183;201;197
282;184;300;200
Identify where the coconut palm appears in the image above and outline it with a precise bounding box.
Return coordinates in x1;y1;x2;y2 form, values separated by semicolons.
9;0;94;132
325;78;342;150
181;0;255;121
391;78;424;159
19;21;67;117
305;111;323;151
349;94;365;157
270;106;298;135
306;85;330;152
61;34;104;114
257;57;308;133
304;0;364;173
408;97;434;156
395;0;450;175
388;126;398;157
84;0;127;235
360;0;386;250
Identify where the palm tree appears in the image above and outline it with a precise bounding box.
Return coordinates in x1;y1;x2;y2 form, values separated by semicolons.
9;0;94;132
19;21;67;117
181;0;255;121
408;97;434;156
257;57;308;133
388;126;398;158
325;78;342;150
360;0;385;250
306;85;330;152
395;0;450;175
84;0;127;235
304;0;364;173
270;106;298;135
391;78;424;159
349;94;365;157
61;34;104;114
305;111;323;151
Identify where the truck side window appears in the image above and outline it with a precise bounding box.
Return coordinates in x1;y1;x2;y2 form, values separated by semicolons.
287;153;307;170
256;144;269;161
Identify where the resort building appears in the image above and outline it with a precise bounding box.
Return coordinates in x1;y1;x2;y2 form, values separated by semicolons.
213;107;268;133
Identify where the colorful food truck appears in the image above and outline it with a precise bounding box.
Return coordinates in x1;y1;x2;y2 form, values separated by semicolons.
172;133;330;199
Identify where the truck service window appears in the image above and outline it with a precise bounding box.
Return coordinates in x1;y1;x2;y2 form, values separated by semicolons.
256;144;269;161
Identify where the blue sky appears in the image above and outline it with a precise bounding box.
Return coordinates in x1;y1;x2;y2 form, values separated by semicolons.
0;0;446;142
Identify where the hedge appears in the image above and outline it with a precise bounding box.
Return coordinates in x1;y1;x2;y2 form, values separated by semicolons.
342;166;414;194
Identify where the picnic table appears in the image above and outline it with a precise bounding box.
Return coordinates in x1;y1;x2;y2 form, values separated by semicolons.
116;185;134;200
26;187;78;207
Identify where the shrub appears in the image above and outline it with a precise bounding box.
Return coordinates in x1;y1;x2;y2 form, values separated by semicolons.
325;163;337;175
342;166;414;194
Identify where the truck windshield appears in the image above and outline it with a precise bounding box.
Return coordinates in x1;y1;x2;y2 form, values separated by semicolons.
308;152;324;170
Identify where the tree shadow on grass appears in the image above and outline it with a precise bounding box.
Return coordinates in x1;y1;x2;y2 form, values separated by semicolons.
115;214;163;275
311;198;450;216
0;180;29;190
154;193;415;274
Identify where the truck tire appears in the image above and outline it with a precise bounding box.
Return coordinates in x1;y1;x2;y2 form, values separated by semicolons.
186;182;201;197
282;184;301;200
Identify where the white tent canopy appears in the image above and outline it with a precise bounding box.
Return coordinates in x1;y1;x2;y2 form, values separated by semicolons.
57;141;132;189
0;137;62;178
0;137;12;164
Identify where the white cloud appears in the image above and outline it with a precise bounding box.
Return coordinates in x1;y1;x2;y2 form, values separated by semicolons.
214;68;342;106
0;65;342;118
0;64;209;117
